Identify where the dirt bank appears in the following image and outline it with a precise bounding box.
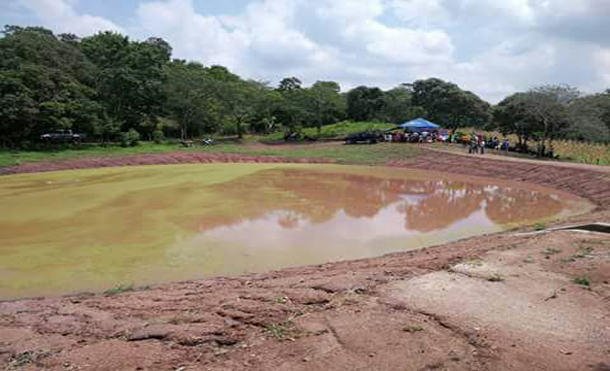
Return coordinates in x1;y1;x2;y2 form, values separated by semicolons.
1;150;609;371
0;152;334;176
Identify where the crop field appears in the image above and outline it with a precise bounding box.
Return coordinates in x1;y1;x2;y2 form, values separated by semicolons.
460;128;610;165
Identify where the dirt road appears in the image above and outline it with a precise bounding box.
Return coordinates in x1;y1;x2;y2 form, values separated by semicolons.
1;149;609;370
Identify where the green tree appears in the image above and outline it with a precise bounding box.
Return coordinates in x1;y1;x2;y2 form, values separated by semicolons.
163;61;222;139
309;81;346;132
346;86;385;122
379;84;427;124
412;78;490;131
277;77;302;93
80;32;169;135
0;26;101;147
493;85;579;155
565;93;610;142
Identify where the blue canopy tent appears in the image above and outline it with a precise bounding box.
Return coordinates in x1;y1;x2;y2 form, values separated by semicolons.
399;118;441;132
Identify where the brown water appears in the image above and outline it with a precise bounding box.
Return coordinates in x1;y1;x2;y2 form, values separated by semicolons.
0;164;592;300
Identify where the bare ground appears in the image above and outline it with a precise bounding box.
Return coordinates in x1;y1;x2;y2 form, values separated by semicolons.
1;149;610;371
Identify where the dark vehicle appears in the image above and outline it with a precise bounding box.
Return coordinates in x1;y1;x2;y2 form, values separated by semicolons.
284;130;303;142
345;130;384;144
40;130;84;144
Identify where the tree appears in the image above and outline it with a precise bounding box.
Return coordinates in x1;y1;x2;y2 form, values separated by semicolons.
0;26;101;147
274;77;311;134
346;86;385;121
80;31;169;134
215;79;259;139
379;84;427;124
308;81;346;132
524;85;578;155
163;61;221;139
411;78;490;131
493;85;580;155
564;94;610;142
277;77;302;93
493;93;537;151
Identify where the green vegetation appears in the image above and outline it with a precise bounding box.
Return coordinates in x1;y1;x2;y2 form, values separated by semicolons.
263;121;395;141
0;140;423;168
0;142;185;167
544;248;561;255
487;273;505;282
572;275;591;287
533;223;547;231
492;85;610;158
402;325;425;333
264;321;303;341
204;142;422;165
463;258;484;267
8;351;50;368
103;284;136;295
0;25;490;149
2;25;607;167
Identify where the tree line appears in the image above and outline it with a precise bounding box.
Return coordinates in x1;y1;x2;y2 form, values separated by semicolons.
1;25;609;151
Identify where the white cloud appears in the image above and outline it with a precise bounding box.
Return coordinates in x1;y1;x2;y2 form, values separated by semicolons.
595;48;610;86
6;0;610;102
16;0;123;35
390;0;449;27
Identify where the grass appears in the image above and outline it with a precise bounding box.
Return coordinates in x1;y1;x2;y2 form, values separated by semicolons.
572;275;591;286
574;246;594;258
0;142;185;167
264;321;303;341
9;351;50;368
544;248;561;256
1;139;422;169
202;142;422;165
487;273;505;282
103;283;137;295
533;223;547;231
402;325;425;333
463;258;484;267
262;121;395;141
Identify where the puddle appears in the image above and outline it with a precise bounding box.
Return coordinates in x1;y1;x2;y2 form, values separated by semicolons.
0;164;593;300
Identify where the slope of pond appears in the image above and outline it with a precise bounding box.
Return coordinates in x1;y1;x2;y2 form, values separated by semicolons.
0;164;592;299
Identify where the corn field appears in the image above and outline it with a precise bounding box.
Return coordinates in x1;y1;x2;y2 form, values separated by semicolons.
551;140;610;165
460;128;610;165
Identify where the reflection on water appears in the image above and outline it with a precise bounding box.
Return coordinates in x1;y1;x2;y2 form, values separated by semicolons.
0;164;589;299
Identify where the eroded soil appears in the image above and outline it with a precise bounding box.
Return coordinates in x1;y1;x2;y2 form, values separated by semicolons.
1;149;610;370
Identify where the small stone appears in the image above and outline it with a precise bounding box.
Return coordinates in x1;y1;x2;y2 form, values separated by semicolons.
302;357;310;362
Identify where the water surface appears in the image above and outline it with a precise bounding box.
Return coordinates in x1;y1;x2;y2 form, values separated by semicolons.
0;164;591;299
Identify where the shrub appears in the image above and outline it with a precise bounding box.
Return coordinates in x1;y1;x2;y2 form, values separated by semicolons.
572;275;591;286
121;129;141;147
152;130;165;144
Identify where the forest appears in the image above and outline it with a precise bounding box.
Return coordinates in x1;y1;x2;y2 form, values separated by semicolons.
1;25;610;152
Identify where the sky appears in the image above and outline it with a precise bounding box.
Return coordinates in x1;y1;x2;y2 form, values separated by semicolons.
1;0;610;103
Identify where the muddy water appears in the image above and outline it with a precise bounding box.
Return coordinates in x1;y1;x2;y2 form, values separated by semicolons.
0;164;592;299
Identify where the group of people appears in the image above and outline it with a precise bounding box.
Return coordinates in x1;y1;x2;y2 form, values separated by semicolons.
385;131;444;143
468;134;510;154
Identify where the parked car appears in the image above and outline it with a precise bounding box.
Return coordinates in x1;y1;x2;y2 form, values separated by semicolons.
345;130;384;144
40;130;84;144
